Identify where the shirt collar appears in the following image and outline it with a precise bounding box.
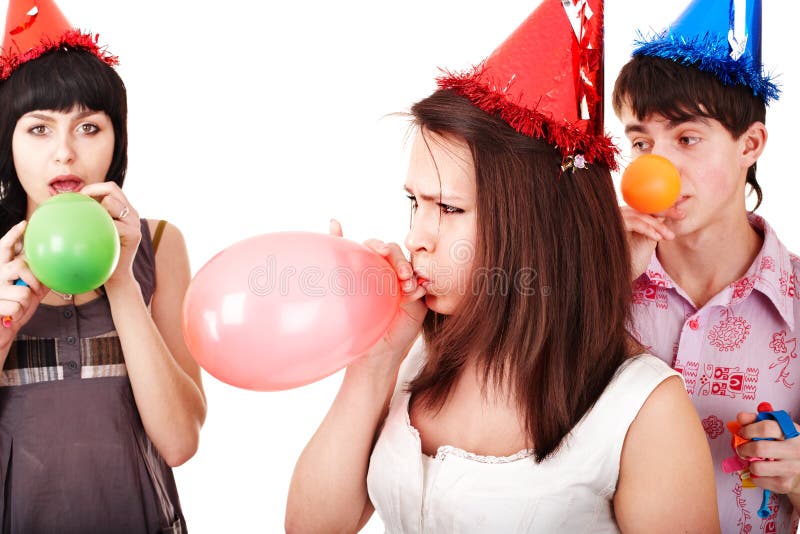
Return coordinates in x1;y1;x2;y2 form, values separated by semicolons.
744;214;795;329
639;214;795;329
642;253;674;289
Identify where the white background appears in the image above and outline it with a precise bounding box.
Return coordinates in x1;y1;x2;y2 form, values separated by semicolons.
3;1;797;532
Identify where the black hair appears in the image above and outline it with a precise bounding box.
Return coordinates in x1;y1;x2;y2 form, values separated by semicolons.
0;47;127;233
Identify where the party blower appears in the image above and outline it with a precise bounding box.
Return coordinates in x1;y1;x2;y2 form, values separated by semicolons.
722;402;799;519
620;154;681;214
181;232;402;391
3;193;120;327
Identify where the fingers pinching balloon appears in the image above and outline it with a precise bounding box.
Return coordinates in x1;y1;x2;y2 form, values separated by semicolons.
620;154;681;214
182;232;402;391
24;192;120;294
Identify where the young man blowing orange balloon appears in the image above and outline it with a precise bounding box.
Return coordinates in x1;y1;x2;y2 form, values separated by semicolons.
614;0;800;531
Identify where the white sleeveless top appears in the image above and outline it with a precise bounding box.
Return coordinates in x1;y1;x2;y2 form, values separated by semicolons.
366;341;681;533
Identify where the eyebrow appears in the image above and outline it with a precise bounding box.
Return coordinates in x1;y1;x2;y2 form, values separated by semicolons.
624;124;647;135
624;115;711;135
666;116;711;129
23;109;101;122
403;185;465;203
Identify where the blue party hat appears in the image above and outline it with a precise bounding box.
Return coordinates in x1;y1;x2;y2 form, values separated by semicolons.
633;0;778;103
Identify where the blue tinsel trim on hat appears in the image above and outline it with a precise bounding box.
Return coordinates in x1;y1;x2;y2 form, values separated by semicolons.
633;31;780;104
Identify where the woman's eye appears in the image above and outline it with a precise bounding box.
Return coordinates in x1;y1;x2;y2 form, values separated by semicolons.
79;123;99;134
406;194;418;210
438;203;463;214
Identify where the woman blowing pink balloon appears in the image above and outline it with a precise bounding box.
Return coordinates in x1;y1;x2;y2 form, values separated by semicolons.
286;1;719;532
0;0;204;530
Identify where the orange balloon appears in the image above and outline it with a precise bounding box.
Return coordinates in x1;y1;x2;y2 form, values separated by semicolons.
620;155;681;214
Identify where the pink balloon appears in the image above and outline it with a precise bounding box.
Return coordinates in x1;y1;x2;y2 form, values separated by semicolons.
182;232;402;391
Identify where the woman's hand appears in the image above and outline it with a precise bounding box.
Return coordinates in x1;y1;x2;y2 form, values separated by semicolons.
0;221;49;346
80;182;142;288
329;219;428;373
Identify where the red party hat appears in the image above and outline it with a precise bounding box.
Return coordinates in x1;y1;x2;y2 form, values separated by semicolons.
438;0;617;170
1;0;117;80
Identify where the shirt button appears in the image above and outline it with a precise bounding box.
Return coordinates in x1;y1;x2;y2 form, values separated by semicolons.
63;309;73;319
688;318;700;330
66;336;76;344
67;361;78;370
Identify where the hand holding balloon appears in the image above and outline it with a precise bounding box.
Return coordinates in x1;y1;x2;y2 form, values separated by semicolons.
334;222;428;376
24;192;120;294
182;230;425;391
2;194;119;329
621;154;681;214
78;182;141;289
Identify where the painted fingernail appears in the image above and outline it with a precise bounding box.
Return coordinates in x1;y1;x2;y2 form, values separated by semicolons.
2;317;12;328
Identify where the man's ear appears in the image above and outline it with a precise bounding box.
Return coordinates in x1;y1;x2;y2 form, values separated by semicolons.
740;121;767;169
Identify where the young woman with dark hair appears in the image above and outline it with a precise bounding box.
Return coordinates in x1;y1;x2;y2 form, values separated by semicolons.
0;2;204;531
286;2;719;531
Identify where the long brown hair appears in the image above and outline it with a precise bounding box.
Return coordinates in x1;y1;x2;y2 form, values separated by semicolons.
613;55;766;209
408;89;635;462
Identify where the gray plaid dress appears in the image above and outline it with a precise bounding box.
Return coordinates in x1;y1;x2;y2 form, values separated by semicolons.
0;220;186;533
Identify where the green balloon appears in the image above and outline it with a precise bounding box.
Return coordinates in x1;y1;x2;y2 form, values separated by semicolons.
24;192;121;294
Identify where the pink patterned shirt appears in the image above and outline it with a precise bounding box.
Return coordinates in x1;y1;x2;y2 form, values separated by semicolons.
631;214;800;534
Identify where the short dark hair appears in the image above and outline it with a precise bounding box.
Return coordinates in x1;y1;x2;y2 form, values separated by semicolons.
612;55;766;209
408;89;636;462
0;47;128;234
